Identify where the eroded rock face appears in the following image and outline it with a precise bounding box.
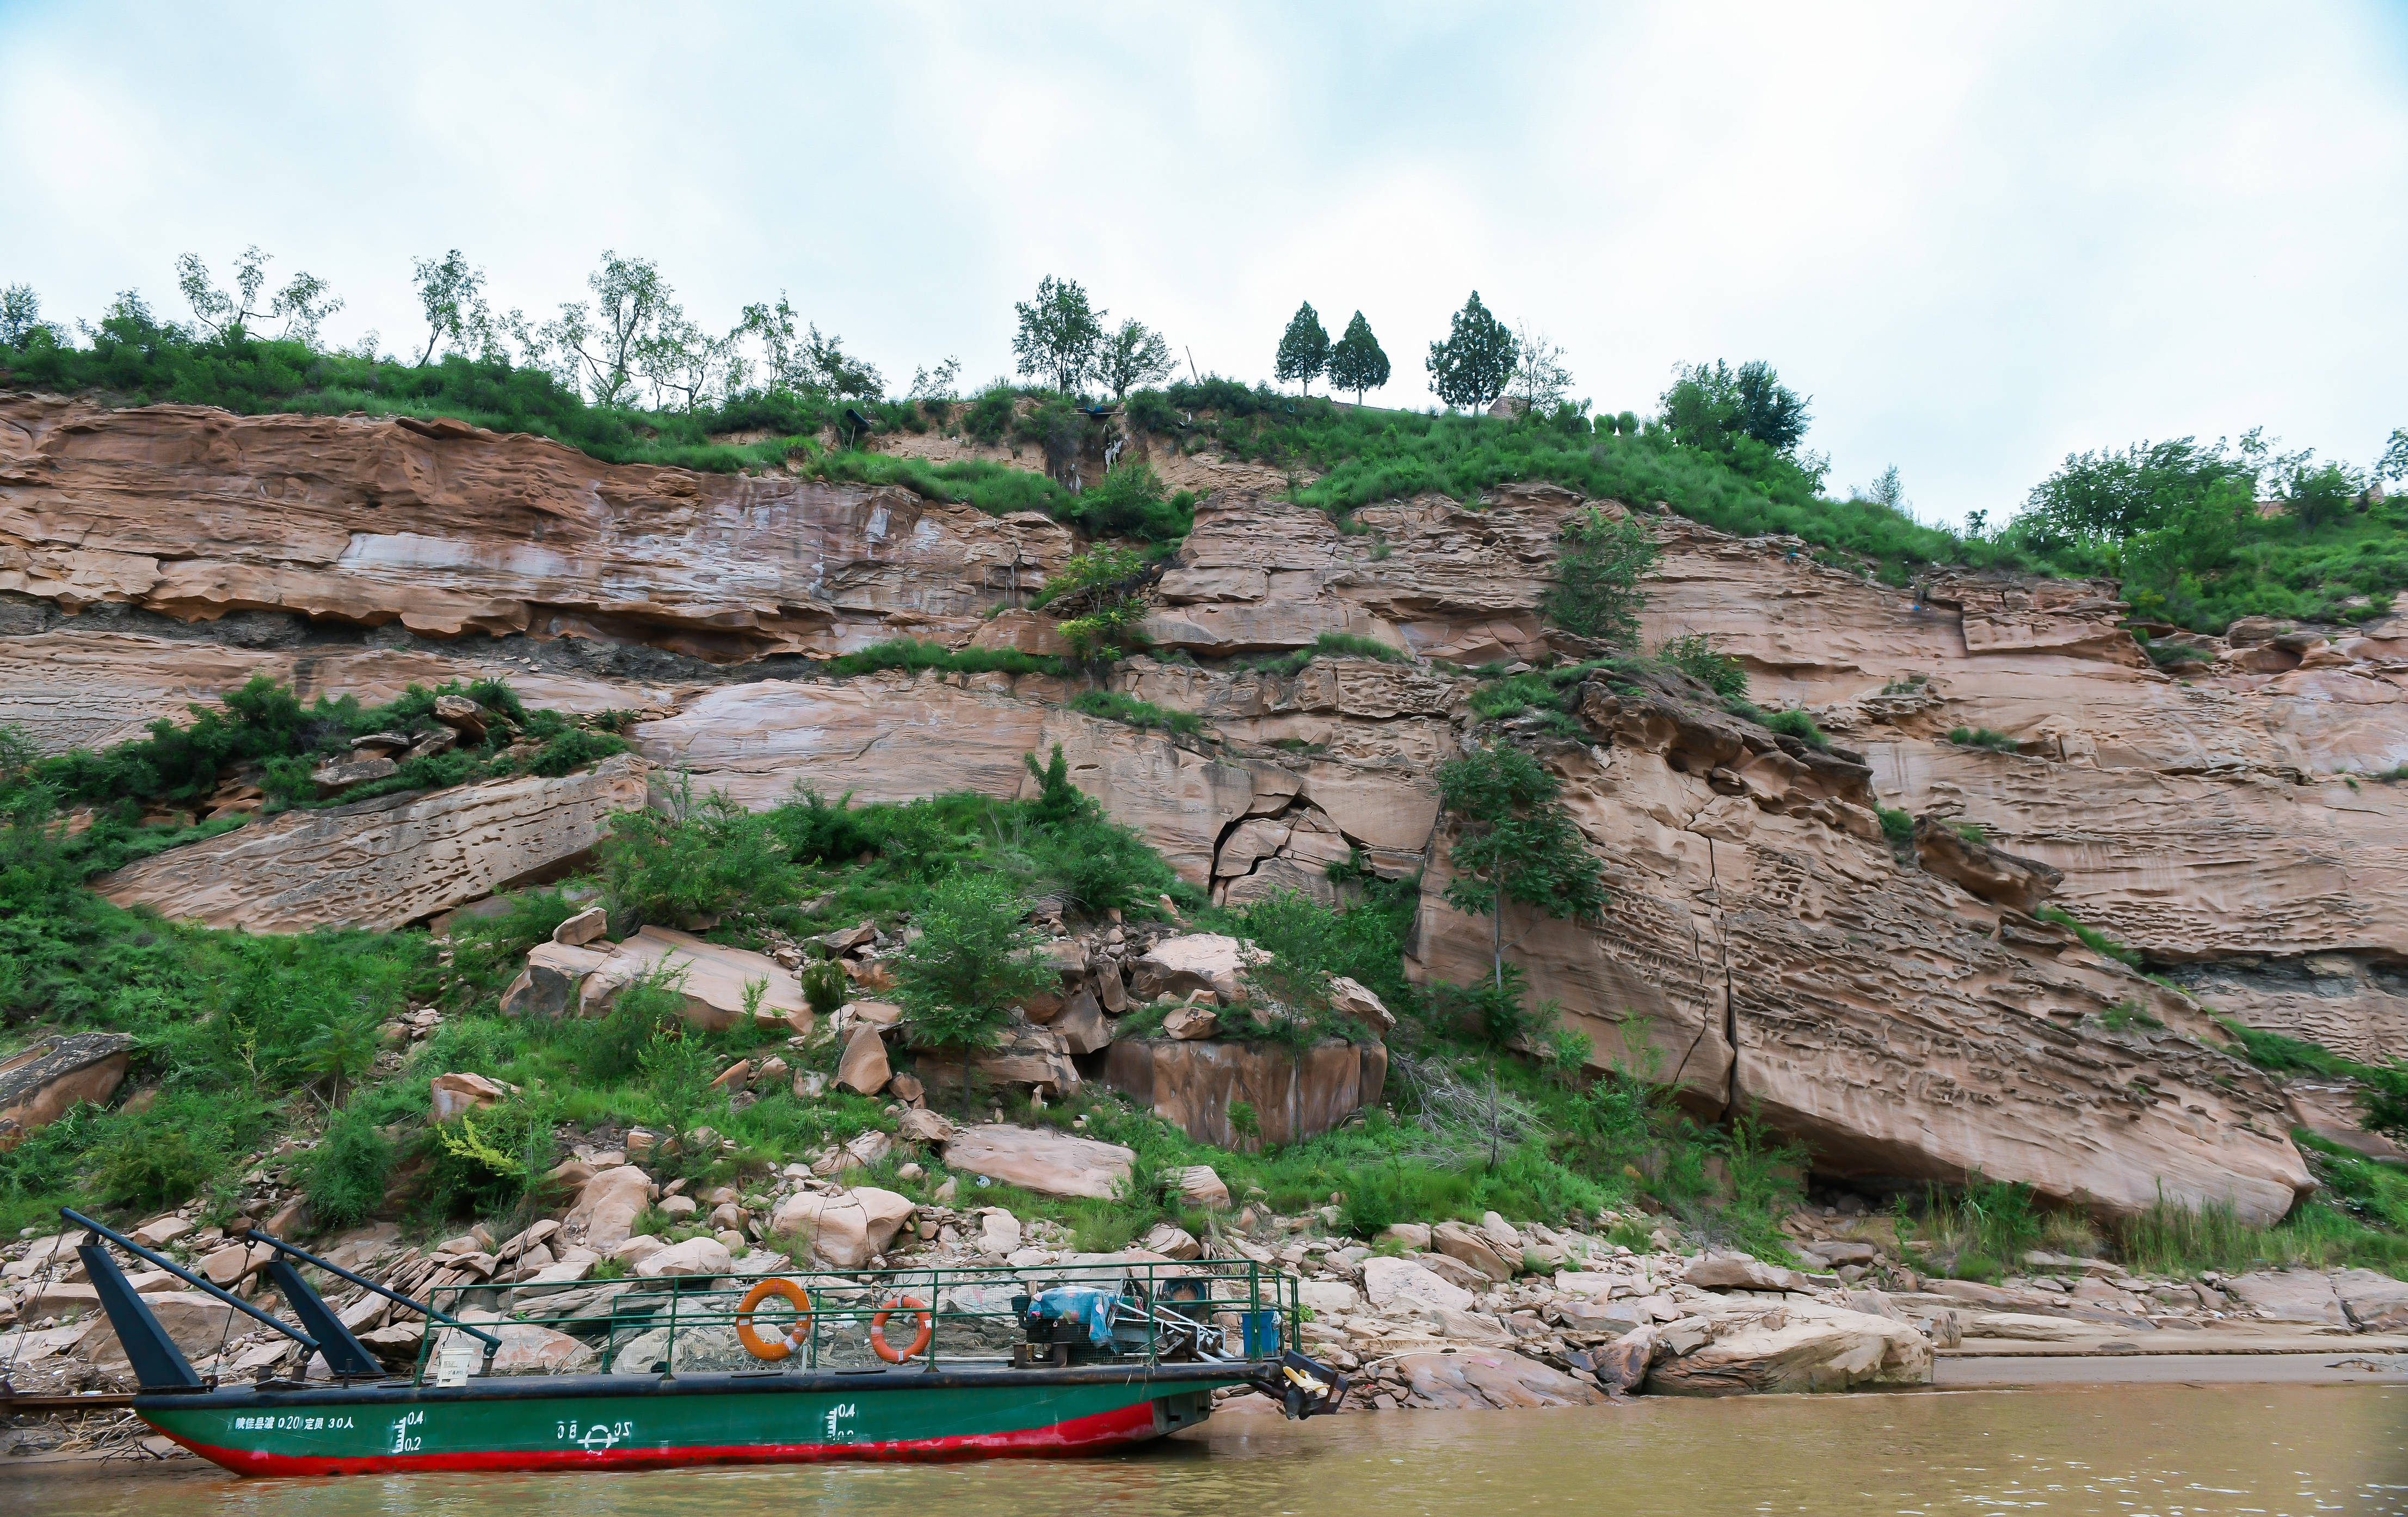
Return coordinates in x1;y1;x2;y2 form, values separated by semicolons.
96;754;648;930
0;397;1074;661
1101;1037;1388;1148
1410;734;2313;1225
633;674;1331;888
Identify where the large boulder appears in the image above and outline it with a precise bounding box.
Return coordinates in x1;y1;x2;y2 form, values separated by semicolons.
633;1237;734;1281
97;757;649;933
1683;1255;1812;1293
768;1187;914;1269
1360;1256;1476;1314
1432;1221;1514;1282
914;1025;1080;1095
1647;1304;1933;1395
2334;1269;2408;1332
1391;1347;1606;1409
939;1124;1134;1200
560;1165;655;1253
0;1033;134;1152
500;926;810;1032
2225;1269;2346;1324
1130;934;1265;1002
429;1072;511;1121
837;1025;891;1095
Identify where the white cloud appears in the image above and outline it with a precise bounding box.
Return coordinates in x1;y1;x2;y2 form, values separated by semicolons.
2;0;2400;524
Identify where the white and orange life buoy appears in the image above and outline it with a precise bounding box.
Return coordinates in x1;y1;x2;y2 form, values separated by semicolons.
735;1278;814;1361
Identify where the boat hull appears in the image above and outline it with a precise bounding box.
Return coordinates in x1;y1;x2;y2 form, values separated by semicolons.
138;1364;1246;1477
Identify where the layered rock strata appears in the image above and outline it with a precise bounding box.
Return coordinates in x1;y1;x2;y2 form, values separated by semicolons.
0;396;1074;661
97;754;649;931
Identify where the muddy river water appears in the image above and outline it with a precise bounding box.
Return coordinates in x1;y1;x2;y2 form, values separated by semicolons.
8;1385;2407;1515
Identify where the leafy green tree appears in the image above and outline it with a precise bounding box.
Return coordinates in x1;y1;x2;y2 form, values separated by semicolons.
895;871;1056;1109
410;250;494;365
2017;437;2256;558
1660;360;1810;453
1097;319;1174;400
1436;744;1606;987
743;294;882;400
537;251;675;407
1328;311;1389;403
1;286;59;349
2379;428;2408;489
1426;291;1516;414
1544;506;1661;645
1013;275;1105;394
175;245;343;346
1274;302;1331;395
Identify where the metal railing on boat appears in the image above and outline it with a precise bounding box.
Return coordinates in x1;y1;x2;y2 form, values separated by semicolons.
408;1257;1299;1385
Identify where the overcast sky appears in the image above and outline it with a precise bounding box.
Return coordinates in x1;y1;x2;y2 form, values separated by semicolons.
3;1;2403;525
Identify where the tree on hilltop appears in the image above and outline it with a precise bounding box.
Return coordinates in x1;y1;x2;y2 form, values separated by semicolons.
1097;318;1174;401
176;245;344;347
410;250;496;365
1660;359;1812;455
1508;321;1573;415
1014;275;1106;394
1427;291;1515;414
1329;311;1389;403
1274;301;1331;396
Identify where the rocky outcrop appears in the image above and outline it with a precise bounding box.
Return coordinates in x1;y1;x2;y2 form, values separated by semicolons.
1145;487;1584;664
0;1033;134;1151
1102;1037;1388;1149
96;754;648;931
1409;717;2313;1225
632;672;1434;890
0;396;1074;661
0;624;684;758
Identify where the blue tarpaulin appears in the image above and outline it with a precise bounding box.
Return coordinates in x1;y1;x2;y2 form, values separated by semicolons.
1030;1287;1123;1348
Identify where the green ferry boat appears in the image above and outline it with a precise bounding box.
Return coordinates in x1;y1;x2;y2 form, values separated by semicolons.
53;1207;1345;1476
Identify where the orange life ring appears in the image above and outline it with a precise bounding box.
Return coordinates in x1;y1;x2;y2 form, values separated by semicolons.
735;1278;814;1361
870;1295;933;1364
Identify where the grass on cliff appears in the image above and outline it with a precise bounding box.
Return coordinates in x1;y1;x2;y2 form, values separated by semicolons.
0;675;627;836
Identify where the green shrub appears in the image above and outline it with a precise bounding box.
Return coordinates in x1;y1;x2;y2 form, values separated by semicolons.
300;1106;396;1230
1876;807;1916;850
1657;633;1747;700
1056;460;1190;541
1544;507;1660;645
421;1103;549;1221
2035;905;2144;968
1065;689;1200;736
1762;708;1830;750
893;873;1055;1059
598;777;803;927
1948;726;2022;754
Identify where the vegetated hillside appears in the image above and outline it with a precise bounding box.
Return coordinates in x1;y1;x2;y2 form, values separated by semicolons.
6;275;2408;1314
9;312;2399;637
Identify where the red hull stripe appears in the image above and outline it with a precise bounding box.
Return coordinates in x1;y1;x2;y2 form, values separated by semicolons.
164;1400;1163;1477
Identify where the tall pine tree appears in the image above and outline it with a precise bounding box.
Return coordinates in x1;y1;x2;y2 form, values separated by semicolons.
1328;310;1390;403
1426;290;1516;414
1273;301;1331;395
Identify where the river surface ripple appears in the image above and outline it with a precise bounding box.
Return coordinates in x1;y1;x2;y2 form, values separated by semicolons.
9;1384;2407;1516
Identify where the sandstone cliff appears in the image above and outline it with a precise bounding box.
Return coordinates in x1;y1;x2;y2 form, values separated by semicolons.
11;398;2403;1227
